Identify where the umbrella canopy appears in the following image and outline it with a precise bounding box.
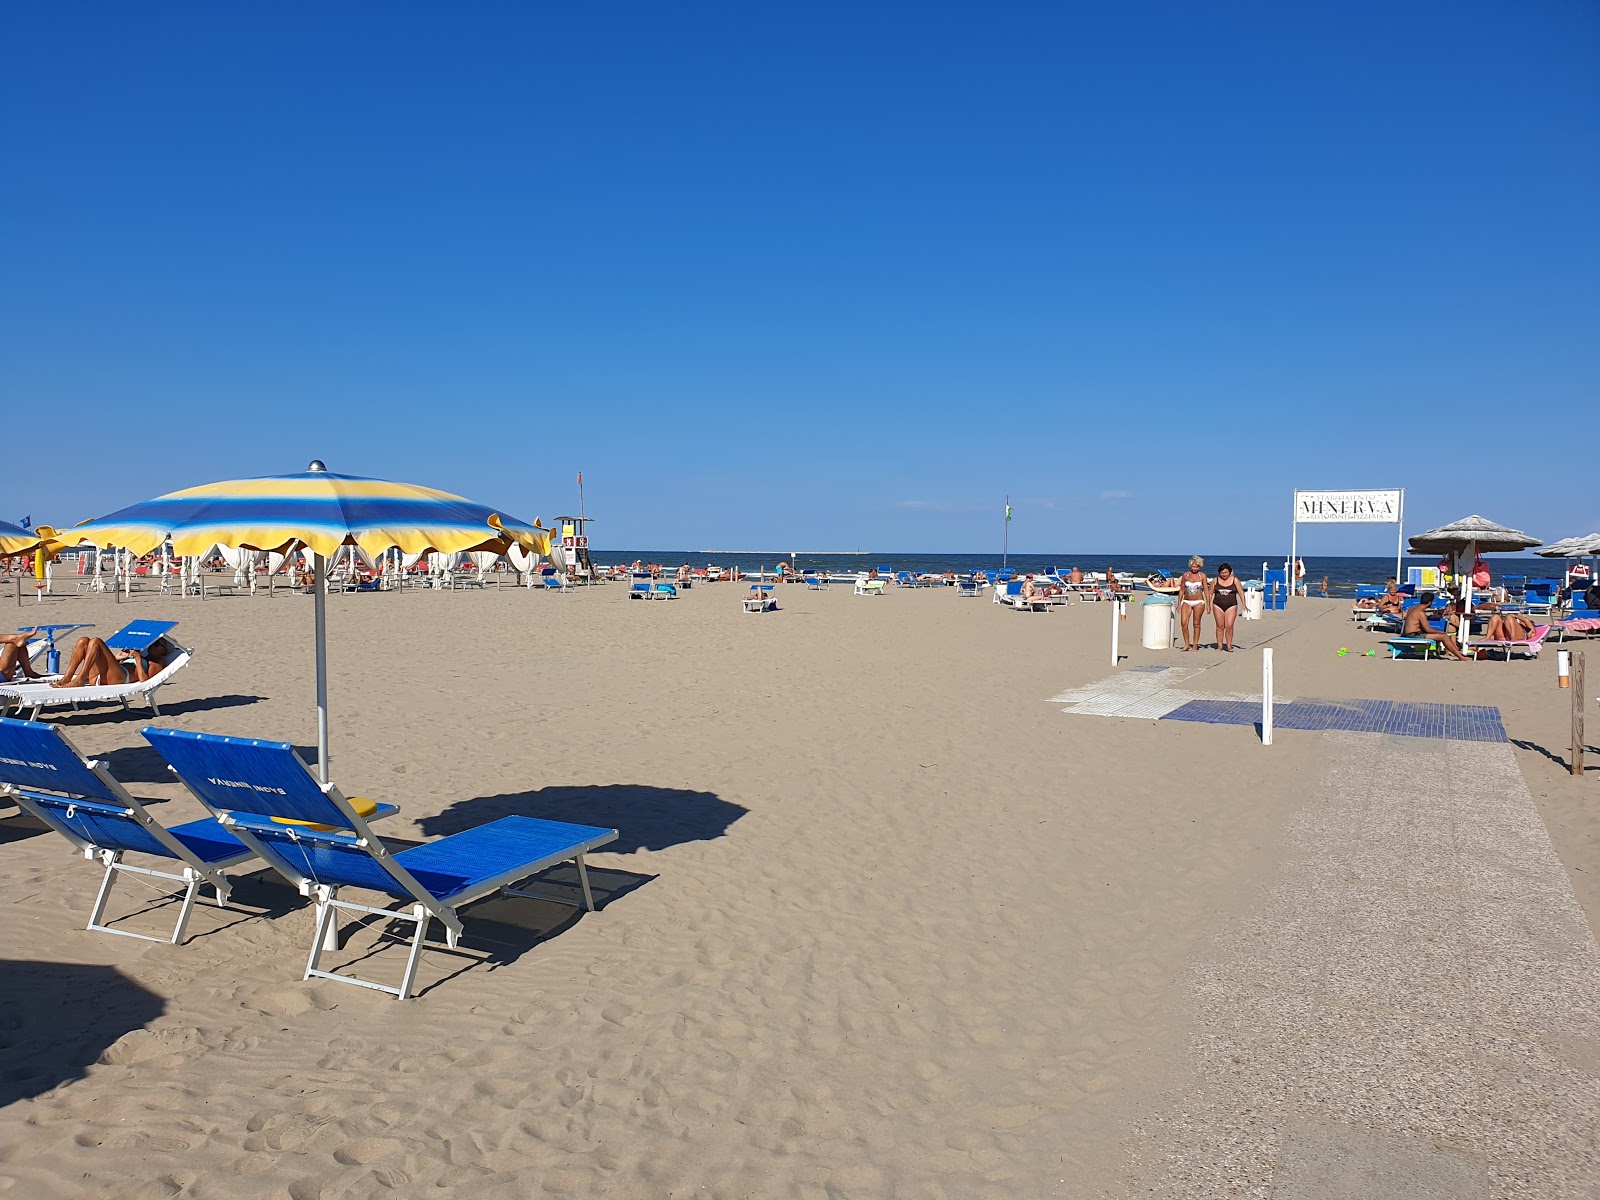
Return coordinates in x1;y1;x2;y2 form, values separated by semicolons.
1407;515;1541;555
1536;534;1600;558
69;467;549;560
71;462;553;782
0;519;41;555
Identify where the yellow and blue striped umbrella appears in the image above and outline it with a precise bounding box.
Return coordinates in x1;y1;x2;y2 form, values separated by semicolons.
0;520;41;556
71;465;551;559
71;462;553;783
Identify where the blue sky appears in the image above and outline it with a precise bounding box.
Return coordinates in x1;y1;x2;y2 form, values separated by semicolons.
3;3;1596;554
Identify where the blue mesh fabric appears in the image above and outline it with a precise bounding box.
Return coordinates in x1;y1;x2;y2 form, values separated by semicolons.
25;793;172;858
0;719;121;802
143;729;350;826
231;819;412;896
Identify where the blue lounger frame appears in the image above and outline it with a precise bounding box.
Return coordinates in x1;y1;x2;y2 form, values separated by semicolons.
0;717;255;943
143;728;617;999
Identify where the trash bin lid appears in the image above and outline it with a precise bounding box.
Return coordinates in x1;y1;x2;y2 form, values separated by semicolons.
1142;594;1175;605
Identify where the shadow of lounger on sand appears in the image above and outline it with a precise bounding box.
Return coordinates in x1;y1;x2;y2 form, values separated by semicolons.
418;784;747;854
0;960;166;1107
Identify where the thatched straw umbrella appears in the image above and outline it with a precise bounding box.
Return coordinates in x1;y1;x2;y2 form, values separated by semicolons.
1408;515;1541;647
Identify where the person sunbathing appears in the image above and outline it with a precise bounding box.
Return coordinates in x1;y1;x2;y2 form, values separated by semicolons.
1021;577;1041;603
50;636;172;688
1354;578;1406;613
0;628;46;681
1483;612;1536;642
1402;602;1470;661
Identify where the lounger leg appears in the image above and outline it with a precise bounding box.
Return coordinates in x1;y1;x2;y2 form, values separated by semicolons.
305;888;337;980
575;854;597;912
86;850;121;932
169;871;201;944
318;886;342;951
397;905;429;1001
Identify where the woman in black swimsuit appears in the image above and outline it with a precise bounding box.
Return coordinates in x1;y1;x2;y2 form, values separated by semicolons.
1210;562;1244;652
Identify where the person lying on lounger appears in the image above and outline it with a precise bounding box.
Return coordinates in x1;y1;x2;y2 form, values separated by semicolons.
1483;611;1536;642
50;635;172;688
0;628;45;681
1402;601;1470;662
1354;578;1406;613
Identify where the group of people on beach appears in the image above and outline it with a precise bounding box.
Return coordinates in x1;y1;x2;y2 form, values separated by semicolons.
1352;574;1558;662
1173;557;1247;652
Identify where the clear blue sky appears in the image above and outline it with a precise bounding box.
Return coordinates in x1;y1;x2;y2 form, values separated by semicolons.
3;2;1596;554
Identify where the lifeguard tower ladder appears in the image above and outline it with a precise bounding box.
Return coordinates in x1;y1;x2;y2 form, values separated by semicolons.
555;516;596;581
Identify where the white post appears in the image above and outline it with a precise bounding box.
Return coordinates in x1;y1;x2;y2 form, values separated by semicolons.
1262;648;1274;746
1289;491;1298;604
1110;595;1121;666
313;552;330;784
1395;488;1405;583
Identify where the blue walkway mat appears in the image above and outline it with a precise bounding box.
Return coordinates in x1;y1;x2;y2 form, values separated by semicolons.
1160;697;1507;742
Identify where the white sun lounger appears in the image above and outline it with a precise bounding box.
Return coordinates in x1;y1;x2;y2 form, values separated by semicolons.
1471;624;1551;661
0;648;193;720
853;574;885;596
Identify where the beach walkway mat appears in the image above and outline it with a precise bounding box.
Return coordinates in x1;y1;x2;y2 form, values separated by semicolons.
1049;665;1507;743
1160;697;1507;743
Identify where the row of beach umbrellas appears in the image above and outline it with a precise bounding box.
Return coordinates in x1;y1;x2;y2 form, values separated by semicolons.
5;463;551;783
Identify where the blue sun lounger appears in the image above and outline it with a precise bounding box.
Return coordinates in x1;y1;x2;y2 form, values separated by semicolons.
142;728;618;999
0;717;256;944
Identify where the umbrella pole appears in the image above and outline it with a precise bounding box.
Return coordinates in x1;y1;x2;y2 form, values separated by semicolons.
313;551;330;784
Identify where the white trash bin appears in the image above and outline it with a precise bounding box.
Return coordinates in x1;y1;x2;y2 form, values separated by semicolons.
1141;594;1175;649
1243;585;1264;621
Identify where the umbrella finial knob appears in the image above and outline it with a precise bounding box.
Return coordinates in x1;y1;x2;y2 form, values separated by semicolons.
307;460;327;473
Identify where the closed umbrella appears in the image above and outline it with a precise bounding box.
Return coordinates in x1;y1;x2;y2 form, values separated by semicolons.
1409;515;1541;647
71;462;551;781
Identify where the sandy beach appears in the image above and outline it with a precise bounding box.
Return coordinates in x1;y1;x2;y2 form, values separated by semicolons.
1;579;1596;1198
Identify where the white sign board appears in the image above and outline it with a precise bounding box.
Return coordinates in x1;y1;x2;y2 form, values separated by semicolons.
1294;489;1402;524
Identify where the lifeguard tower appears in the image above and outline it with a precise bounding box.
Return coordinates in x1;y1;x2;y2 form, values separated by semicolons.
555;516;597;581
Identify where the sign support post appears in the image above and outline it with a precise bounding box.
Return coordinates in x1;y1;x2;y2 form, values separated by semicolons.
1291;488;1406;593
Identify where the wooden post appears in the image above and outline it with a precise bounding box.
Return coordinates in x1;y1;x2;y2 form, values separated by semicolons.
1573;651;1586;778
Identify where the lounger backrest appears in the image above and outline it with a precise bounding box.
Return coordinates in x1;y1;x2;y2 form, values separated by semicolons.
21;792;178;859
0;717;121;803
142;729;352;828
0;719;180;859
104;621;179;651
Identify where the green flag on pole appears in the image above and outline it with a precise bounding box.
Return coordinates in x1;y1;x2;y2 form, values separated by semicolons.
1005;504;1013;522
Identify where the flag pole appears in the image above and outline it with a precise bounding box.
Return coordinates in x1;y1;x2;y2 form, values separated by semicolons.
1002;496;1010;567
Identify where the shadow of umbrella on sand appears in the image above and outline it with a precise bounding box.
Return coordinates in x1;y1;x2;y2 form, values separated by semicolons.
68;461;553;783
0;960;166;1107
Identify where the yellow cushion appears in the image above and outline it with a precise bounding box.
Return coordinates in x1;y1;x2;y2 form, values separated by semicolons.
270;795;379;830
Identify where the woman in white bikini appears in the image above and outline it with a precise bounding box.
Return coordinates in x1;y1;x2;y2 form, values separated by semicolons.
1177;556;1209;651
